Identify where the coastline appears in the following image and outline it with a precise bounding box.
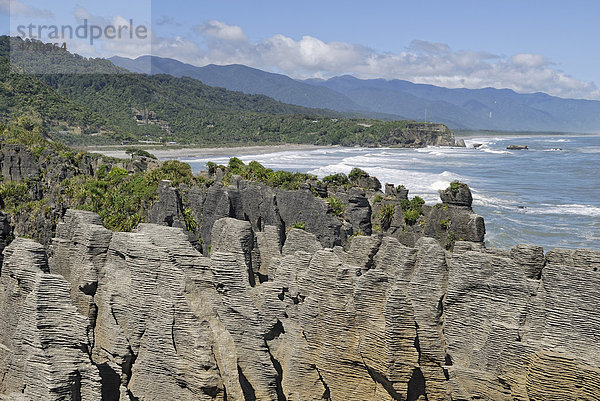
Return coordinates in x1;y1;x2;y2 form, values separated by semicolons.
86;143;331;159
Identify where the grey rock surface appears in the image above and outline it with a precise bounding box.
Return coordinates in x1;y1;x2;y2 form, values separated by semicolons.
0;238;102;400
1;211;598;400
439;182;473;207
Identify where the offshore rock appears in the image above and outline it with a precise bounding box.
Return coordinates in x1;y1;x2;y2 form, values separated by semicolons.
385;123;459;148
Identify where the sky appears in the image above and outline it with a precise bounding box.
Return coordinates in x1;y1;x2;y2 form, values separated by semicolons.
2;0;600;100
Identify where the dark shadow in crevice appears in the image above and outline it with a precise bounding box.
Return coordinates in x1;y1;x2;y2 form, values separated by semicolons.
97;363;120;401
238;365;256;401
407;367;427;401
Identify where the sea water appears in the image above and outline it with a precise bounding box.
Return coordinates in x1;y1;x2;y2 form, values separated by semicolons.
177;133;600;251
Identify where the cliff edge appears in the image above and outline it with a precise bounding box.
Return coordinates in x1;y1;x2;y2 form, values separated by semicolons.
0;210;598;400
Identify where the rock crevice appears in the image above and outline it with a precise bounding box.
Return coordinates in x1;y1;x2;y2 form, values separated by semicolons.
0;211;598;400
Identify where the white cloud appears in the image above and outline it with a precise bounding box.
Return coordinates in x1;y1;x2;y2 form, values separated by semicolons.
195;20;247;42
47;6;152;59
42;12;596;100
409;39;451;55
153;22;597;100
510;53;550;68
1;0;53;18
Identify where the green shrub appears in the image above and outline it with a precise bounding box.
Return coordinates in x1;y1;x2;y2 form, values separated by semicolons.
349;168;368;181
125;148;157;159
267;170;295;188
96;164;109;179
208;158;317;190
378;203;396;229
327;196;345;216
228;157;245;172
107;167;128;181
410;196;425;209
323;173;349;186
245;160;269;181
206;161;218;175
449;181;462;193
445;232;457;250
62;163;170;231
0;181;31;212
31;145;46;160
182;208;198;233
403;209;421;225
440;219;450;229
349;230;364;240
379;204;395;220
147;160;195;186
374;194;383;203
292;221;306;230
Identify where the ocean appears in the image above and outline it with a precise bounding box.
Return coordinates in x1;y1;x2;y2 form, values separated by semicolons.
175;133;600;251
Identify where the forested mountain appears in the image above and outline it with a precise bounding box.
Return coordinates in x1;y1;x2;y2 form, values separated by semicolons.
113;54;600;133
110;55;373;114
306;75;600;132
2;37;439;146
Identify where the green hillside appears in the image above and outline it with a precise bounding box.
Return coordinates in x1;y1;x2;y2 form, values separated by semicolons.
2;37;445;146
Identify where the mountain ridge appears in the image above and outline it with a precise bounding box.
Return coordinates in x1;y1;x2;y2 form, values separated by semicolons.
111;55;600;133
110;55;375;114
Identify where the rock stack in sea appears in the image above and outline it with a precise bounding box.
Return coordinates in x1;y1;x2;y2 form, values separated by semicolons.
1;209;598;400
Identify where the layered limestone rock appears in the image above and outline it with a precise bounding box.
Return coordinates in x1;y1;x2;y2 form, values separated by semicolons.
0;143;483;254
0;238;102;400
149;173;485;254
0;211;598;400
0;144;152;246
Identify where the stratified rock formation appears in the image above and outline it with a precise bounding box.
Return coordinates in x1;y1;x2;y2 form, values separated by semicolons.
0;144;481;253
150;172;484;253
1;210;598;400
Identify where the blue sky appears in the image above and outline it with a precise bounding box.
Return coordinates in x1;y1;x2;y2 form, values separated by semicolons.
2;0;600;99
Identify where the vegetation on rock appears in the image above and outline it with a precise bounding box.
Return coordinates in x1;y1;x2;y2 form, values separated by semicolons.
326;197;345;216
125;148;157;159
292;222;306;230
349;168;368;181
323;173;350;187
220;158;317;190
378;204;396;229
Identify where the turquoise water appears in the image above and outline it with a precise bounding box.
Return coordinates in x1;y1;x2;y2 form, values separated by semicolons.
175;133;600;251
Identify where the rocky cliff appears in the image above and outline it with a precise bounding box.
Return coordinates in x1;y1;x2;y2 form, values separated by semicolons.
0;144;482;254
384;123;462;148
0;210;598;400
0;141;597;400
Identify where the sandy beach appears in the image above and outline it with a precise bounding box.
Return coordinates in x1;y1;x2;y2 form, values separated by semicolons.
86;144;331;160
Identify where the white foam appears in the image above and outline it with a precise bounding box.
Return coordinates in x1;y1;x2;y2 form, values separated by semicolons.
525;204;600;218
480;147;511;155
308;164;470;203
472;193;518;210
